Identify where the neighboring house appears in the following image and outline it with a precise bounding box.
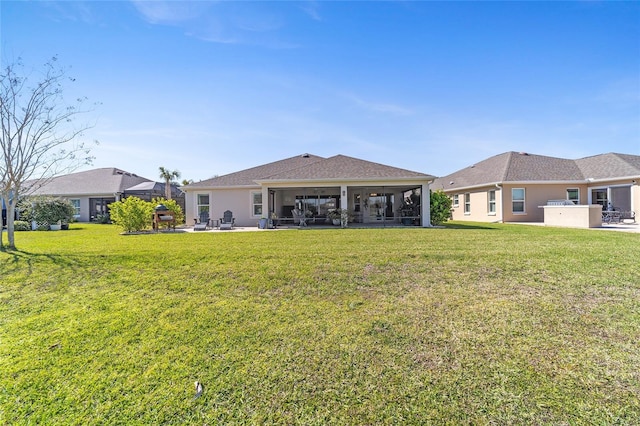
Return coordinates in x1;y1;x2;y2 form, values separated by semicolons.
25;168;153;222
432;152;640;223
182;154;436;227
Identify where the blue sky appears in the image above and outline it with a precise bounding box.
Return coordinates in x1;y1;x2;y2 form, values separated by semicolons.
2;1;639;182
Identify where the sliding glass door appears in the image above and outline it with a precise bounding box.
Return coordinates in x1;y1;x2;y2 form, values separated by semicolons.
367;193;395;222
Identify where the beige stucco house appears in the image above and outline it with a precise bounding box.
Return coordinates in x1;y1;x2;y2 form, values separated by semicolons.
182;154;436;228
431;152;639;223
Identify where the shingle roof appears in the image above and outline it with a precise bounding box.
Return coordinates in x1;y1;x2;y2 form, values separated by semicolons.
432;151;640;191
504;153;583;181
185;154;326;188
185;153;432;188
264;155;432;181
26;168;153;196
576;153;640;180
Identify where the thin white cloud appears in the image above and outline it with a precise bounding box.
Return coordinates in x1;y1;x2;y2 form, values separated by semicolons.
39;1;98;25
299;1;322;21
130;1;213;25
128;0;304;48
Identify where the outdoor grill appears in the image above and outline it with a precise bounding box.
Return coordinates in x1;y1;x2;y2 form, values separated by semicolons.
546;199;576;206
153;204;175;231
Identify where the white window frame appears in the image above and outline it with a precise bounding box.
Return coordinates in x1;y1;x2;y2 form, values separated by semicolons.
464;193;471;215
512;188;525;214
70;198;81;219
453;194;459;208
487;190;496;215
197;194;210;217
566;188;579;205
251;191;263;217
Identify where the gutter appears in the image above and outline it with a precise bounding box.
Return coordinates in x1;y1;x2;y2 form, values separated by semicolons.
441;180;594;192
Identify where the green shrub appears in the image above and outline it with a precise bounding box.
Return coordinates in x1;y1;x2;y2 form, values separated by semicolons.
13;220;31;231
430;189;452;225
95;214;111;224
108;197;154;233
18;196;75;225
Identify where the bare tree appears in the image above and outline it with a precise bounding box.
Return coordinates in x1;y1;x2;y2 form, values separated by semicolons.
1;57;95;249
158;166;180;200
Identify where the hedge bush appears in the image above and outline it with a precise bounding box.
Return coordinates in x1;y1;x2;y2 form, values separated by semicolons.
430;189;452;225
13;221;31;231
108;197;154;233
109;197;185;233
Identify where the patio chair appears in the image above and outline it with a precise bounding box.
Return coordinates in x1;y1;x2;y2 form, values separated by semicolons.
622;210;636;223
219;210;235;230
194;211;210;231
292;208;308;227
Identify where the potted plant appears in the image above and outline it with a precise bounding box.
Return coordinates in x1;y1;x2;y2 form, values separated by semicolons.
258;217;268;229
398;192;420;225
327;209;342;225
40;198;75;230
327;208;354;227
19;196;75;230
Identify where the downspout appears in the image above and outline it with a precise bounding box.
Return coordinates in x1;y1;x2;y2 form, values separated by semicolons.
422;181;432;227
495;183;503;223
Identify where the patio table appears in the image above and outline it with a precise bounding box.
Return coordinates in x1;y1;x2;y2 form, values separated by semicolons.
602;210;622;224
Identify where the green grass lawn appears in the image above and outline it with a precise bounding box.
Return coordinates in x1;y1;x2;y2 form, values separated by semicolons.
1;223;639;424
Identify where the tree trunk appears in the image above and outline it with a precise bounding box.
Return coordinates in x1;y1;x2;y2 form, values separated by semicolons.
3;197;17;249
165;180;172;200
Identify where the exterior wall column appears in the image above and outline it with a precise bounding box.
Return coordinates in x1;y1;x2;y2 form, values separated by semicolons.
340;185;348;210
421;183;431;227
262;186;270;216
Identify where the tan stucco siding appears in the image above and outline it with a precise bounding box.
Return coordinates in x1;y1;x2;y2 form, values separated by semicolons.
186;187;262;227
502;184;588;222
448;184;592;223
449;186;502;222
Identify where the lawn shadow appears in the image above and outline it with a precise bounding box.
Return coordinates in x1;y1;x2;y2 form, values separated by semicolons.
441;222;500;230
1;248;89;278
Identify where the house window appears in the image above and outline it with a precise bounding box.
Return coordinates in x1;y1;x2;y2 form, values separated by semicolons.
464;193;471;214
566;188;579;204
252;192;263;217
591;189;607;208
70;199;81;219
90;197;115;221
487;190;496;214
453;194;459;207
512;188;525;213
197;194;210;220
